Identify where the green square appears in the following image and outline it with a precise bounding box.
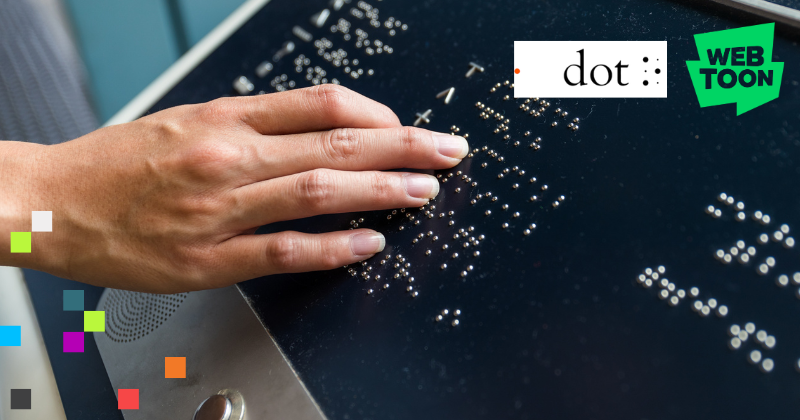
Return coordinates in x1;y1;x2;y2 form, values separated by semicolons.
10;232;31;253
84;311;105;332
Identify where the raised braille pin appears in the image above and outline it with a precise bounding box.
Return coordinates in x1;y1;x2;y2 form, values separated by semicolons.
436;87;455;104
465;62;485;78
413;109;432;127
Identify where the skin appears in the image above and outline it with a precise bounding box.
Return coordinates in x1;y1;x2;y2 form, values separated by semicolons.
0;85;468;293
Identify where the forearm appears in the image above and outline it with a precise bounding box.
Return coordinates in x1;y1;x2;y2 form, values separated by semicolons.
0;140;51;270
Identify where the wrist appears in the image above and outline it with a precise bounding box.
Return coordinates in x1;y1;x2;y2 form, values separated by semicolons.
0;141;60;273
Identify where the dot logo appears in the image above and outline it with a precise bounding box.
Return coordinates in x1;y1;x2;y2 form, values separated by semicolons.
513;41;667;98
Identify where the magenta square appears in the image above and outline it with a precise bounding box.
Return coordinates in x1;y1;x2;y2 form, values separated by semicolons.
63;332;84;353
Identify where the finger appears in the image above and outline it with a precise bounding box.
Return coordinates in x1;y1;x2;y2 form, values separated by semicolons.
243;127;468;180
212;229;385;282
228;169;439;229
235;85;401;135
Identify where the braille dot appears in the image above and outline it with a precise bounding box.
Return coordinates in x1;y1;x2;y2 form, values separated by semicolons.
655;68;661;74
435;314;443;321
729;337;742;350
749;350;762;364
523;229;531;235
738;331;749;341
452;319;460;326
761;358;774;373
485;210;492;216
643;80;649;86
473;251;480;257
412;291;419;297
690;287;699;297
440;264;447;270
745;322;756;334
643;57;649;62
765;335;776;348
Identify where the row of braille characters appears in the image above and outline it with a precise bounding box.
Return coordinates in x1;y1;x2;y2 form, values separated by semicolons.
235;0;404;95
707;193;795;277
636;265;728;316
491;78;580;131
727;323;776;373
634;267;783;373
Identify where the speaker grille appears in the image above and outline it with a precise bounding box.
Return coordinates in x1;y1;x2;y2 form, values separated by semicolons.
102;290;188;343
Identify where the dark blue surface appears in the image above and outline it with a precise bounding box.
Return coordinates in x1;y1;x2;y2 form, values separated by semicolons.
23;269;123;420
145;0;800;419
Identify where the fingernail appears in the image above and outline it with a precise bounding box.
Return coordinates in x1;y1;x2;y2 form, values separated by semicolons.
351;232;385;255
434;133;469;159
404;173;439;199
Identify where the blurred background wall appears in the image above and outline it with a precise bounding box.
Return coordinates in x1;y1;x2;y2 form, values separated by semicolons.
61;0;248;123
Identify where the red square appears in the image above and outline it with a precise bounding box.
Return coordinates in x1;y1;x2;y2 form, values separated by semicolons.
118;389;139;410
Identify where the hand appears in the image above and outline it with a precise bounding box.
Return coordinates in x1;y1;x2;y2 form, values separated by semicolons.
1;85;468;293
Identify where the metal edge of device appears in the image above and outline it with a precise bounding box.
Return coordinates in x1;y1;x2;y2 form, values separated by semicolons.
103;0;272;127
710;0;800;28
234;286;328;417
94;286;327;420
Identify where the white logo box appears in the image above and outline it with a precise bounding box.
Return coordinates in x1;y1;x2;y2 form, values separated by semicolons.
514;41;668;98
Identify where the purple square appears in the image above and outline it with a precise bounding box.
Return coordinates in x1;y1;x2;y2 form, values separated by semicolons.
63;332;84;353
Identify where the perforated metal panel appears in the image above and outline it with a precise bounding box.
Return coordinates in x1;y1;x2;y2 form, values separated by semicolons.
101;290;188;342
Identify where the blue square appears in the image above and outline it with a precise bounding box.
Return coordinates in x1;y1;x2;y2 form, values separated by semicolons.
0;326;21;346
63;290;84;311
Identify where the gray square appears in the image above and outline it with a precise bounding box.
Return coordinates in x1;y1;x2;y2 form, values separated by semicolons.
10;389;31;410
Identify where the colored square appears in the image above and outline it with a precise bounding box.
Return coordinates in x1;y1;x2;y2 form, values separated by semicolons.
0;326;21;346
10;232;31;253
31;211;52;232
63;332;84;353
118;389;139;410
165;357;186;378
84;311;105;332
63;290;84;311
10;389;31;410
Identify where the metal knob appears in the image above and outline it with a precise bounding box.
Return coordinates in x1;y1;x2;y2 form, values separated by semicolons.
194;389;245;420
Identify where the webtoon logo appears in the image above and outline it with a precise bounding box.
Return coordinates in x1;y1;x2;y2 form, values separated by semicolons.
513;41;668;98
686;23;783;115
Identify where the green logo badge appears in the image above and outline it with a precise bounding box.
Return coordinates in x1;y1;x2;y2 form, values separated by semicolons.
686;23;783;115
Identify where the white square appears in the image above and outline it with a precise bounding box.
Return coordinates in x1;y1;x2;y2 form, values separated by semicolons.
32;211;52;232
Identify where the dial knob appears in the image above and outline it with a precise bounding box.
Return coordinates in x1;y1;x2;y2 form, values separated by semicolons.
193;390;245;420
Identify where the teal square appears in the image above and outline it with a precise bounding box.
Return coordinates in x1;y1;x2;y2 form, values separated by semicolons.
63;290;84;311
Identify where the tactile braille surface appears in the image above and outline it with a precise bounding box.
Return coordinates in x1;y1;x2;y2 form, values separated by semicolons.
144;0;800;418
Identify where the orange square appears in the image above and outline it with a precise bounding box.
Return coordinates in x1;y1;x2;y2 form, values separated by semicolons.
164;357;186;379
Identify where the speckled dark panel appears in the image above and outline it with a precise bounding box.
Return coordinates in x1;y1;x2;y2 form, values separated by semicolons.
146;0;800;418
